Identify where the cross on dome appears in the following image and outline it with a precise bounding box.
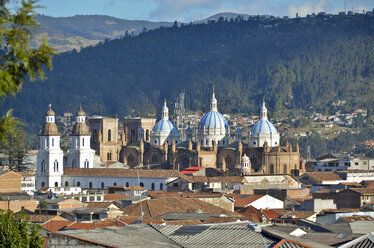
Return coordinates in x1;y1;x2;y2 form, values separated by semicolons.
210;85;218;112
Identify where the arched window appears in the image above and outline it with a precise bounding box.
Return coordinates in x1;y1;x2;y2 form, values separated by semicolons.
72;159;76;168
82;138;85;147
160;183;164;190
84;159;89;168
222;140;225;145
55;182;58;187
126;182;129;187
270;164;274;174
113;182;117;186
155;140;157;144
130;129;136;142
77;181;81;187
41;160;46;173
128;153;134;163
108;130;111;141
299;163;303;169
146;130;149;141
151;183;155;190
151;154;158;163
283;164;287;174
89;182;93;188
206;140;209;145
93;129;97;141
139;182;144;187
41;182;45;187
107;152;112;161
52;138;54;147
54;160;59;172
212;140;214;146
65;181;69;187
101;182;105;189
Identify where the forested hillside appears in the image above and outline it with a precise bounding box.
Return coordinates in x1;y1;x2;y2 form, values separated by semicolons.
4;14;374;132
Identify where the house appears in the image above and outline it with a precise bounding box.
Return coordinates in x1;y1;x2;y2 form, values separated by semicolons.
241;174;301;194
334;188;374;209
46;198;86;210
294;198;337;212
229;194;284;210
336;170;374;183
0;171;22;193
312;153;374;171
234;205;264;223
167;176;243;193
338;232;374;248
298;171;343;193
73;202;123;221
316;209;374;225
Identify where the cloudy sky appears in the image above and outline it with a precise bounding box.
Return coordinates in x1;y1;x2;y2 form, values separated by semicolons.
37;0;374;22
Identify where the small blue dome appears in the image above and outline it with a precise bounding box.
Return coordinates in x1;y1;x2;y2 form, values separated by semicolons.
199;111;228;129
152;119;179;134
251;120;278;134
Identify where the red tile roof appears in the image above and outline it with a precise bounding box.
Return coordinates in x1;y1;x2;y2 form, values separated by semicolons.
42;220;73;232
104;194;128;201
231;195;264;208
126;186;147;190
301;172;342;183
235;206;262;223
262;209;281;220
340;215;374;223
64;220;126;230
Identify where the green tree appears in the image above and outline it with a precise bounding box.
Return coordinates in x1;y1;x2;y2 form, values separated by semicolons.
0;210;44;247
0;0;54;139
0;122;27;170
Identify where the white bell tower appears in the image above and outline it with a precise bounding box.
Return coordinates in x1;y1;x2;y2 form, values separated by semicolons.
36;105;64;190
67;107;95;169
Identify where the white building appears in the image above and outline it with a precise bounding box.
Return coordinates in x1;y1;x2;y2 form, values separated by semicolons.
197;87;229;147
248;101;280;147
35;105;64;189
242;194;284;210
67;108;95;169
21;175;35;195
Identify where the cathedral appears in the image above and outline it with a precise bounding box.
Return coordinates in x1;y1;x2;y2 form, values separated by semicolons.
89;89;305;176
35;89;305;190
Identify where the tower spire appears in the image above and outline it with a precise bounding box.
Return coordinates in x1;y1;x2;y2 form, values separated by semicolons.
260;100;268;120
162;99;169;120
210;86;217;112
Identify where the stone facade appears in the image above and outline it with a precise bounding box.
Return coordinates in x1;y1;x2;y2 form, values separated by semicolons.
123;117;156;145
88;117;122;162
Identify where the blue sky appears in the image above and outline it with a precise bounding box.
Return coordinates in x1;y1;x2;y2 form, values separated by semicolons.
37;0;374;22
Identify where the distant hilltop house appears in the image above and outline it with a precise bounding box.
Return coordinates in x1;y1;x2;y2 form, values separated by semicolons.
35;88;305;190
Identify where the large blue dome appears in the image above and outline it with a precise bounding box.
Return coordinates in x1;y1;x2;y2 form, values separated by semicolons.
199;111;228;129
152;119;179;134
250;119;278;135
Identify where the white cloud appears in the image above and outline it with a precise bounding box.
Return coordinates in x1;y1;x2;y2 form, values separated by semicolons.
288;0;326;17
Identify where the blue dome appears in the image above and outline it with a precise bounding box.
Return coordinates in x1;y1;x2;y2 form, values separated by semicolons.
199;111;228;129
251;120;278;134
152;119;179;134
235;127;242;132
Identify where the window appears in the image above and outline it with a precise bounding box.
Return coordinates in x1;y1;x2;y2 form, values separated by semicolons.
270;164;274;174
108;130;111;141
140;182;144;187
55;182;58;187
151;183;155;190
126;182;129;187
65;181;69;187
41;182;45;187
72;159;76;168
101;182;105;189
206;140;209;145
283;164;287;174
113;182;117;186
275;142;278;145
77;181;81;187
254;141;256;145
89;182;93;188
160;183;164;190
84;159;89;168
107;152;112;161
151;154;158;163
41;160;46;173
54;160;59;172
222;140;225;145
130;129;135;142
82;138;84;147
128;153;134;163
212;140;214;146
146;130;149;141
93;129;97;141
155;140;157;144
52;138;54;147
173;183;178;187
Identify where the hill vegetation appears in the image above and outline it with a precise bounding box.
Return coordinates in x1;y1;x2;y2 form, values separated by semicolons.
4;14;374;140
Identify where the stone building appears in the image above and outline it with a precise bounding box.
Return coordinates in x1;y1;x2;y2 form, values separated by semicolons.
88;117;122;162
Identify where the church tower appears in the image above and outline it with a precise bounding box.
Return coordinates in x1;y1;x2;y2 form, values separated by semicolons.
36;105;64;190
67;107;95;169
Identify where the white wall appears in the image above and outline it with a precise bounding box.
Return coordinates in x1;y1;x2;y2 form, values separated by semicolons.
247;195;284;210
